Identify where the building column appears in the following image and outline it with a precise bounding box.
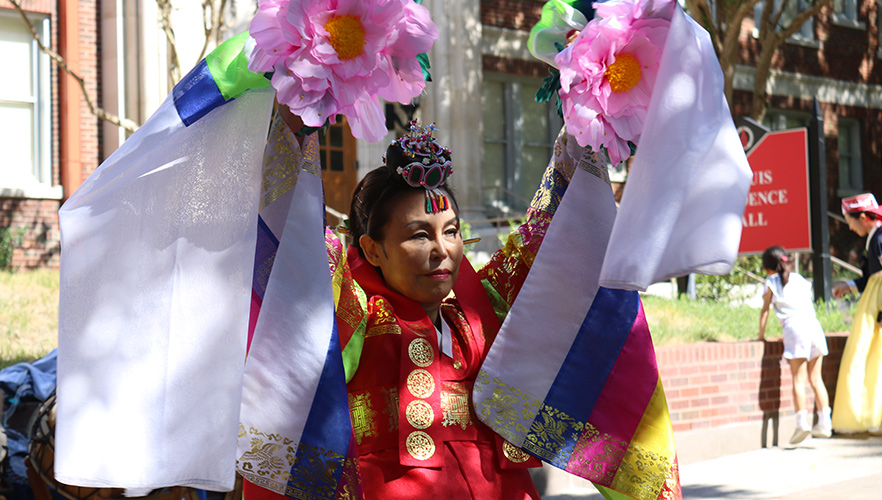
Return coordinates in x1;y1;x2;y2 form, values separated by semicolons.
58;0;81;200
422;0;485;220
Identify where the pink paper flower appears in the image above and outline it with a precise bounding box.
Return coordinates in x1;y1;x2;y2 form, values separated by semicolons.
555;0;671;165
249;0;438;142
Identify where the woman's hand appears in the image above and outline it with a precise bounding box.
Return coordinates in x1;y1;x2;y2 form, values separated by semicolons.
278;103;306;145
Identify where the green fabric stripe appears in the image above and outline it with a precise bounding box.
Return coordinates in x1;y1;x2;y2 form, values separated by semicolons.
481;279;511;325
341;285;368;383
205;32;270;101
594;484;632;500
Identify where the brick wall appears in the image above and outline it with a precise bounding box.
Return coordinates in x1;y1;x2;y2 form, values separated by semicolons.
77;0;101;180
658;334;847;434
481;0;543;31
0;198;61;268
0;0;100;269
483;54;549;78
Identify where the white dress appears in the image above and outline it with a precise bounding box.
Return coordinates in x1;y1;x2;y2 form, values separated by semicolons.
765;273;828;359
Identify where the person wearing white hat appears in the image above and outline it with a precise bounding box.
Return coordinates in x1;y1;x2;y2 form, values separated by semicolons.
831;193;882;435
833;193;882;299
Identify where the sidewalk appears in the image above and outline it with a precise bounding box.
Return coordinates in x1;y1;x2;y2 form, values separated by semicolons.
538;433;882;499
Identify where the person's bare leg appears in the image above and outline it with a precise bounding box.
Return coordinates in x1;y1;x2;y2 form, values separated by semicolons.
789;358;808;413
808;356;832;437
788;358;811;444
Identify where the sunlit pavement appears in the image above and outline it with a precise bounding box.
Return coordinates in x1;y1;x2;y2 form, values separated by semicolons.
537;433;882;499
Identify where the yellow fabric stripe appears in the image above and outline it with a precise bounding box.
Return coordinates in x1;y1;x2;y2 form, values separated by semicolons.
609;376;676;500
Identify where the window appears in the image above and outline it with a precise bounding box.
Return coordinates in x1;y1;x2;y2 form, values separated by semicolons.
761;109;809;131
837;118;862;195
832;0;862;26
753;0;815;43
482;74;562;215
0;12;54;198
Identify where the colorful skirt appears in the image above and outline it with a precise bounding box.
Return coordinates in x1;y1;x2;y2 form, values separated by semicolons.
832;273;882;432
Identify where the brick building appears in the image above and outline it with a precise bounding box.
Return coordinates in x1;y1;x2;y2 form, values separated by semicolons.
0;1;248;269
0;0;100;268
476;0;882;264
727;0;882;265
3;0;881;269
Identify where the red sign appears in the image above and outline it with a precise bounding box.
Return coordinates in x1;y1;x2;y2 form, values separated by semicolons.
738;128;811;254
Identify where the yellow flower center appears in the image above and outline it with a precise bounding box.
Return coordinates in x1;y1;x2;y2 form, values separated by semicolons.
605;53;641;93
325;15;366;61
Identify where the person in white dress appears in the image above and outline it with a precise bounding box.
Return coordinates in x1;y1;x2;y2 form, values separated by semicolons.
758;246;831;444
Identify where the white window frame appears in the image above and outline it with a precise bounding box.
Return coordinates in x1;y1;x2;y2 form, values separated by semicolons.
762;109;810;132
837;118;863;196
832;0;865;29
0;11;59;200
752;0;819;47
482;73;562;215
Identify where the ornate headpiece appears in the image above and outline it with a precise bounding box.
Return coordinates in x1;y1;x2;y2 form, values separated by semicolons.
384;121;453;213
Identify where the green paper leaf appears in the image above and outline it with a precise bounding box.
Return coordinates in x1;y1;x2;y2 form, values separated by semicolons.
417;53;432;83
536;69;563;119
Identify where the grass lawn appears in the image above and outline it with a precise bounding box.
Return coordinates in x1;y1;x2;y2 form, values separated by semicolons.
641;294;853;346
0;269;857;368
1;269;60;368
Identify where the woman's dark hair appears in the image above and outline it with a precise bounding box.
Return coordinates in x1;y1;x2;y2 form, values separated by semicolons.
845;210;878;221
762;245;790;287
348;142;458;255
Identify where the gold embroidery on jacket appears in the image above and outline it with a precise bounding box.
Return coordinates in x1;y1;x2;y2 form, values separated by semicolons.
406;369;435;398
348;392;377;445
408;338;434;367
365;297;400;337
441;382;473;430
365;323;401;337
405;400;434;429
381;386;399;432
405;431;436;460
502;440;531;464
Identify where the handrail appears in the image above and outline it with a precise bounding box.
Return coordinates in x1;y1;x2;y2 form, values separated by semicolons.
831;254;861;276
326;206;347;221
828;210;846;224
484;186;531;206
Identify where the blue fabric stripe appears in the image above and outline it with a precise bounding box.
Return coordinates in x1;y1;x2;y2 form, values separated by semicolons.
252;215;280;300
172;59;228;126
535;287;638;448
286;315;352;499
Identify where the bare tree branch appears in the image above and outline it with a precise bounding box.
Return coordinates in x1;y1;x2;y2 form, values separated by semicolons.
157;0;182;84
689;0;834;122
196;0;229;63
8;0;139;133
778;0;833;40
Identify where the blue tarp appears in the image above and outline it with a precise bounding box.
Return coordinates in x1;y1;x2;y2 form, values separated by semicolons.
0;349;58;499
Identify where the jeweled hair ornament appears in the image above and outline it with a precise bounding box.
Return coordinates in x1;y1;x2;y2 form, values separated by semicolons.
384;121;453;214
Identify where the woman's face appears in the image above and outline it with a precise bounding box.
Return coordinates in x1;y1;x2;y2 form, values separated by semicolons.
846;213;873;237
361;189;463;311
